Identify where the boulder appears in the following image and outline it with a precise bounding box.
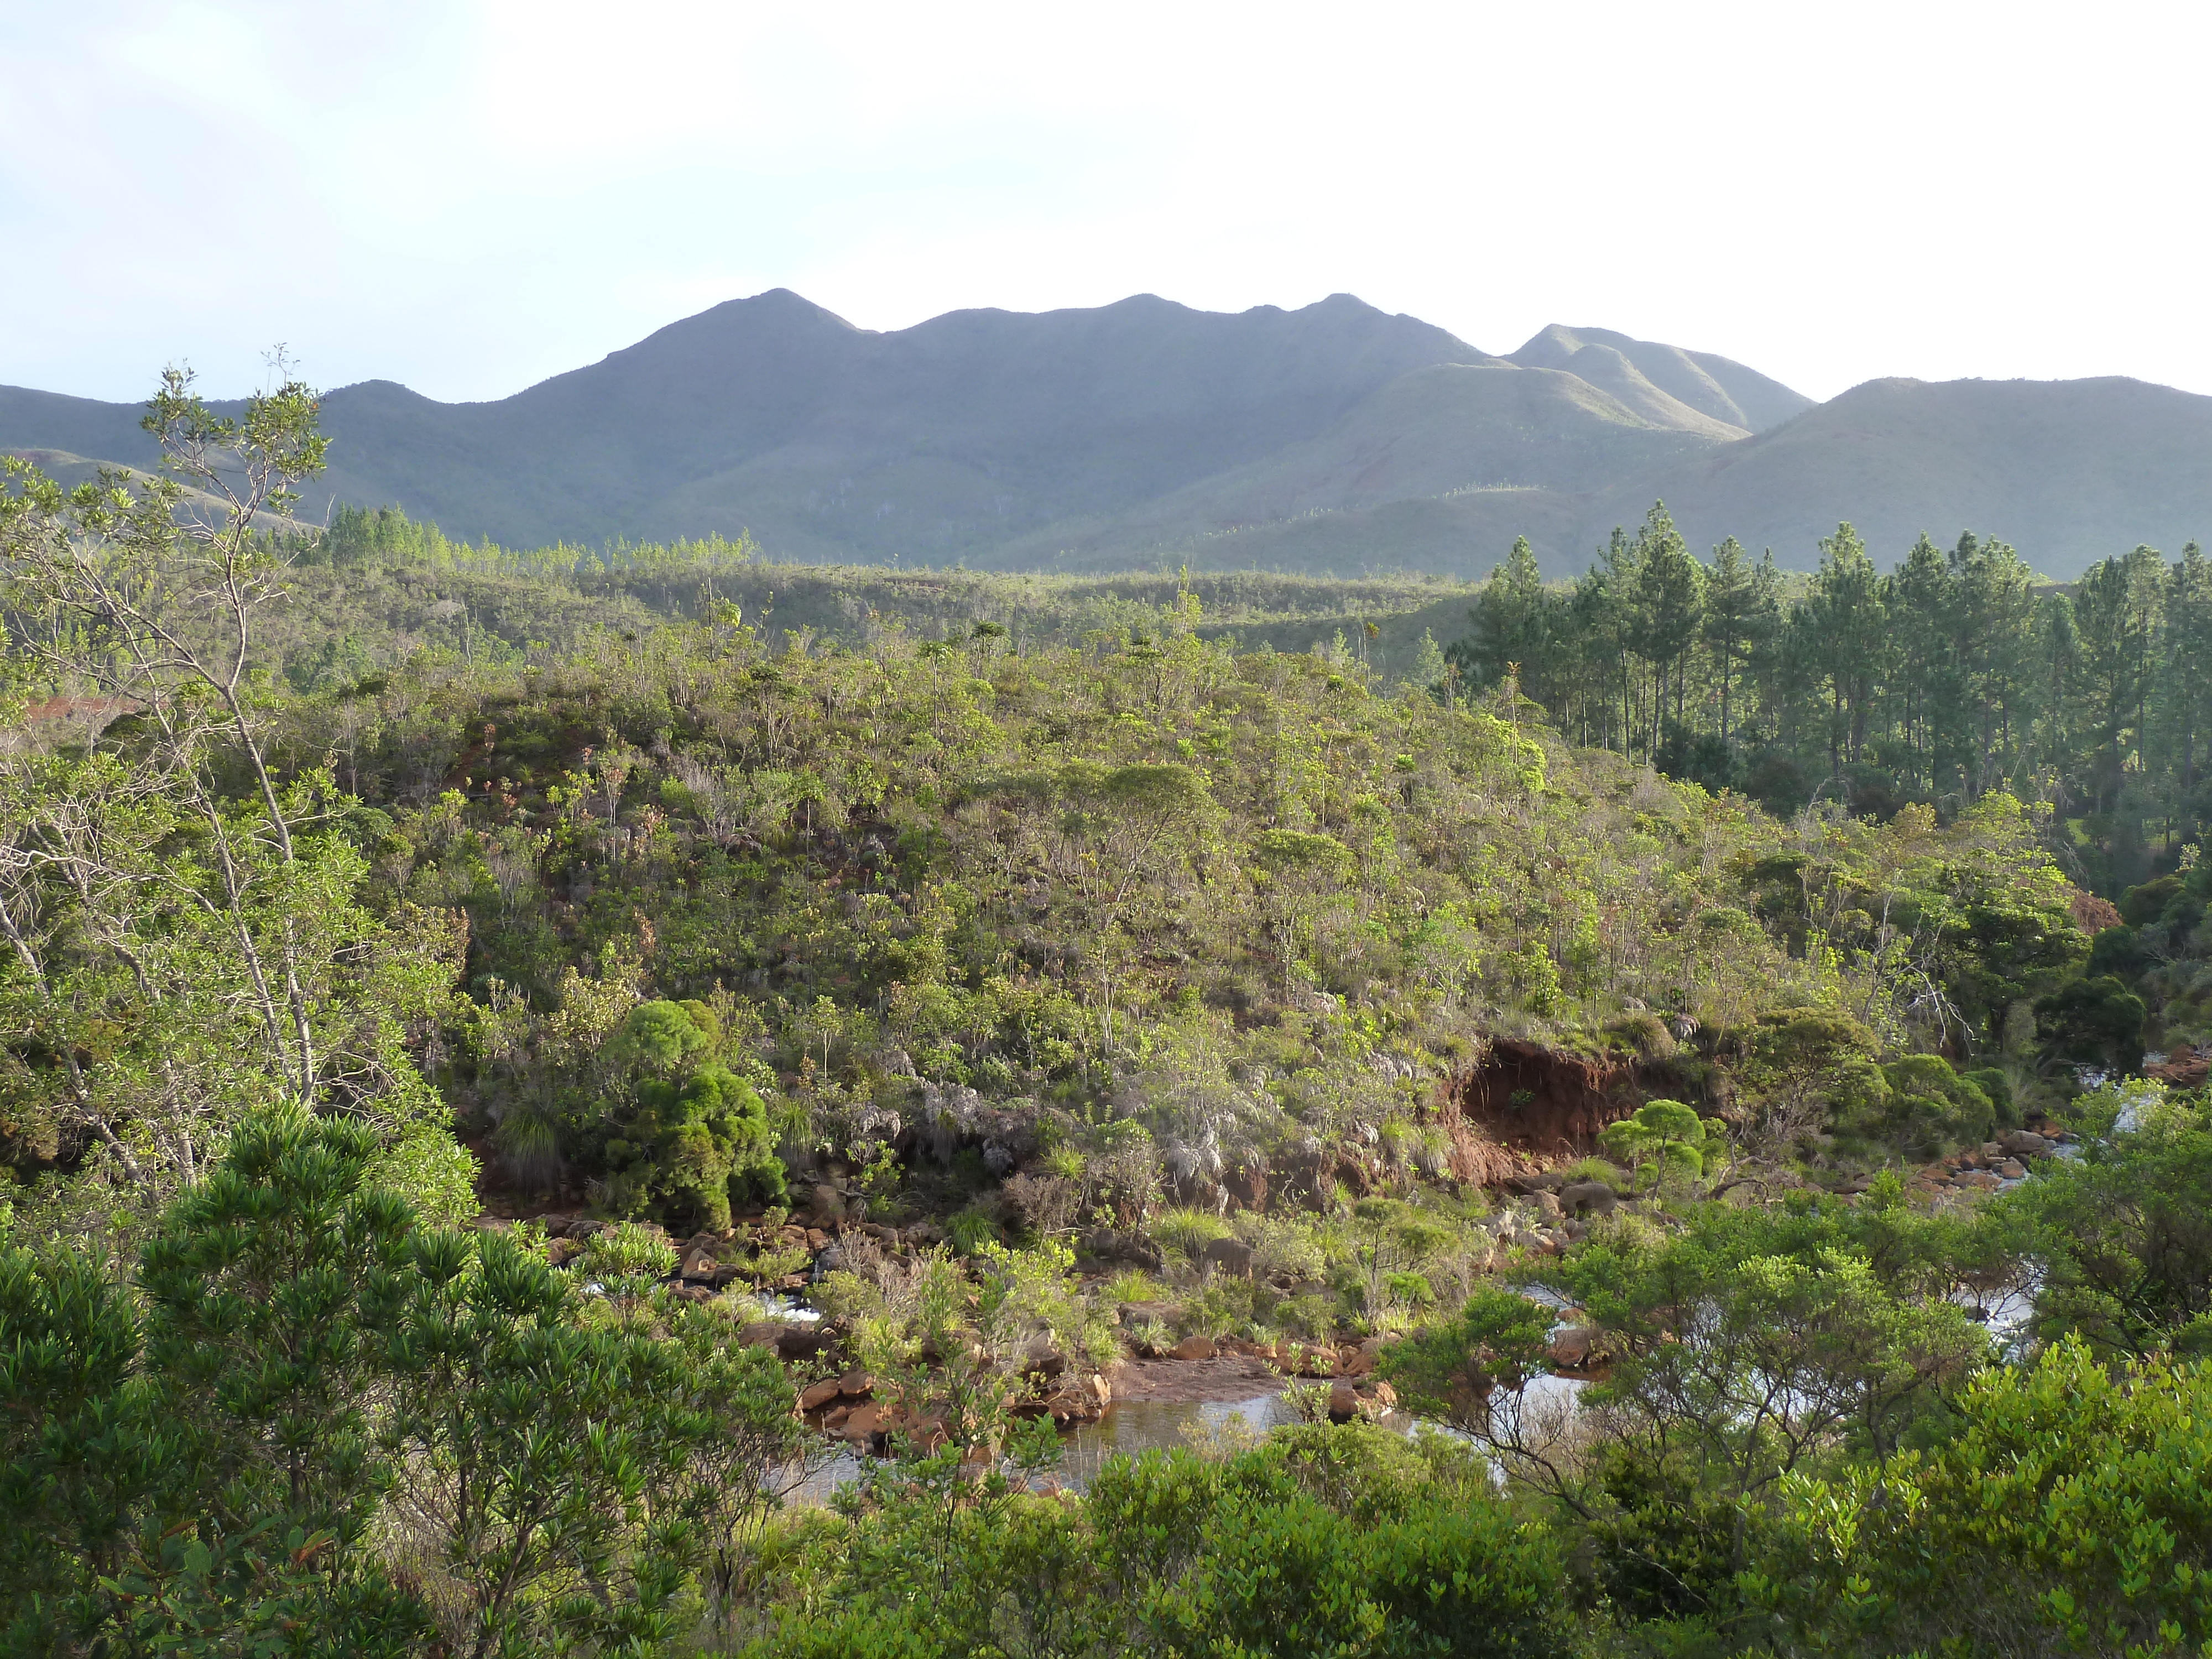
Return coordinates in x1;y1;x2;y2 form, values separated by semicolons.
1043;1387;1105;1426
1083;1228;1166;1270
1533;1191;1564;1222
1170;1335;1217;1361
1340;1347;1379;1379
1503;1171;1566;1195
1999;1129;2052;1157
1358;1379;1398;1411
1547;1325;1605;1371
1327;1381;1360;1423
1201;1237;1256;1278
776;1324;831;1361
681;1248;719;1282
671;1283;718;1304
1997;1159;2029;1180
838;1369;874;1399
797;1379;843;1412
1558;1180;1618;1217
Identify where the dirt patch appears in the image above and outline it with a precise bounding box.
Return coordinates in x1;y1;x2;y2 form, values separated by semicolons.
1447;1039;1646;1163
1108;1355;1288;1405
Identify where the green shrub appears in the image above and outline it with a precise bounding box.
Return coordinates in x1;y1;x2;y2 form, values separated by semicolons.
575;1220;679;1282
1149;1206;1233;1262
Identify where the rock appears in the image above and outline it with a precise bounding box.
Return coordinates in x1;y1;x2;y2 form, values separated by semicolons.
1358;1379;1398;1411
1504;1171;1566;1195
1999;1129;2051;1157
837;1402;885;1441
1548;1326;1603;1370
1083;1228;1166;1270
671;1283;718;1303
1201;1237;1256;1278
805;1228;832;1251
1558;1180;1619;1216
1044;1386;1105;1426
1328;1381;1360;1423
776;1325;831;1361
838;1369;874;1399
798;1379;843;1412
809;1185;846;1224
681;1248;719;1282
1340;1347;1378;1379
546;1238;582;1266
1533;1191;1564;1222
823;1404;852;1431
1170;1335;1218;1361
1997;1159;2028;1180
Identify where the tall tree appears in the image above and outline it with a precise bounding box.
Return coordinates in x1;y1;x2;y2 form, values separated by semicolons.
2162;542;2212;816
1803;524;1888;775
1629;503;1704;754
1702;538;1778;751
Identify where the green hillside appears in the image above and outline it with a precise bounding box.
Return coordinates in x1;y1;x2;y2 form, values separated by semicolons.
11;363;2212;1659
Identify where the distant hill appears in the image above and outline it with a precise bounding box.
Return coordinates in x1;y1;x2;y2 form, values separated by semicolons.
4;293;2209;578
1588;375;2212;576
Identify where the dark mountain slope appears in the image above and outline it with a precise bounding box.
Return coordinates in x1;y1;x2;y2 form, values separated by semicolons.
972;361;1729;572
331;291;1525;551
13;296;2210;580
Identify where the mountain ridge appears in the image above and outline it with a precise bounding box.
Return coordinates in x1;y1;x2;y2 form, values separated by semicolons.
4;291;2207;578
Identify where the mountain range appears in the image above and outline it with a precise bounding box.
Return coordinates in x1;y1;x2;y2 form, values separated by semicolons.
6;291;2210;580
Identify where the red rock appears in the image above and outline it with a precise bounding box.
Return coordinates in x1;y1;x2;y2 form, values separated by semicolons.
838;1402;884;1439
1170;1335;1217;1361
798;1379;843;1412
838;1369;874;1399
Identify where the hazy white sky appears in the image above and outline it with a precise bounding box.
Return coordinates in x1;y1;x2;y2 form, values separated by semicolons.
5;0;2206;406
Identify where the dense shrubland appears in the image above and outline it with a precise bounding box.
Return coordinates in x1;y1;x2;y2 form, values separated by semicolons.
6;381;2212;1655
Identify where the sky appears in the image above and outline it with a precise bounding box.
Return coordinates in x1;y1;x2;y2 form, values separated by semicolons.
4;0;2208;407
